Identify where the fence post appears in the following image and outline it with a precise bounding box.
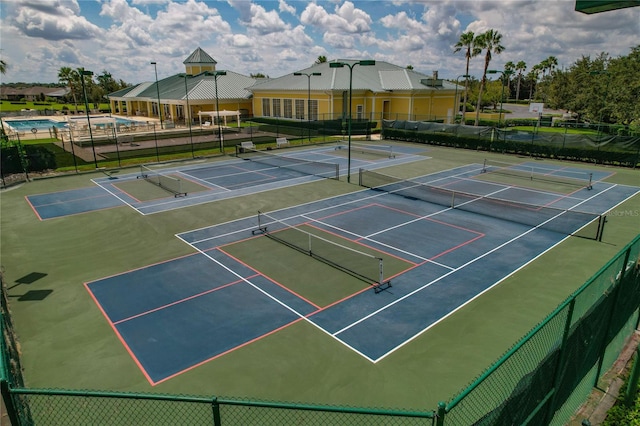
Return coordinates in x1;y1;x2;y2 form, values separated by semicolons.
594;246;631;385
212;396;222;426
544;299;576;423
1;379;21;426
435;401;446;426
625;345;640;406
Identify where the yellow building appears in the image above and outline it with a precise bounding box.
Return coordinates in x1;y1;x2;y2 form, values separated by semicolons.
250;61;462;124
107;48;255;128
108;49;463;129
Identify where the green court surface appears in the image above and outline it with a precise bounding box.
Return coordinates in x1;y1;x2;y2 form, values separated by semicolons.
1;143;639;411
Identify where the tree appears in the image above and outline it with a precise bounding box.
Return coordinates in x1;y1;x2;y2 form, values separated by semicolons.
453;31;482;121
406;65;414;70
504;61;515;100
315;56;327;64
515;61;526;101
250;73;267;78
58;67;80;113
529;63;543;100
0;59;6;74
474;29;505;125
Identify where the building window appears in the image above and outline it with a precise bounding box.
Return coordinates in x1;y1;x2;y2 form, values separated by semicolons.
284;99;292;118
273;99;281;117
262;98;271;117
295;99;305;120
357;105;363;120
309;100;318;121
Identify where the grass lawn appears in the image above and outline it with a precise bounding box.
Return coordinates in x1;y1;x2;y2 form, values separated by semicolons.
1;100;110;113
510;125;600;135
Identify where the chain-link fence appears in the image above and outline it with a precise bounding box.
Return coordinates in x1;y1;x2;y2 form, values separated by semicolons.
439;234;640;425
382;120;640;167
2;236;639;425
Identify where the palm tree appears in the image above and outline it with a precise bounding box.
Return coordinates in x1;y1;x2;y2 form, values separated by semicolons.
315;56;327;64
0;59;6;74
58;67;80;113
515;61;526;101
474;29;505;126
529;64;543;100
504;61;515;101
453;31;481;122
545;56;558;75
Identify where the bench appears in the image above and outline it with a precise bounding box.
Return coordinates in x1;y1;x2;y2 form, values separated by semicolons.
117;135;134;145
241;141;256;150
276;137;289;148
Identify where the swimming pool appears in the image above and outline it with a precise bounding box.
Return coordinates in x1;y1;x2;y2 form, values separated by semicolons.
4;117;142;132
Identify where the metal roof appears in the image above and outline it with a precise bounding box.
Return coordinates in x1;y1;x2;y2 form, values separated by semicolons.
108;72;255;102
182;47;217;65
249;60;460;92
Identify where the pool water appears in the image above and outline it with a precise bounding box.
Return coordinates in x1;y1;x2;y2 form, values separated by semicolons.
4;117;140;132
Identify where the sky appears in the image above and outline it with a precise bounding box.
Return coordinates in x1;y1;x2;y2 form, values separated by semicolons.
0;0;638;85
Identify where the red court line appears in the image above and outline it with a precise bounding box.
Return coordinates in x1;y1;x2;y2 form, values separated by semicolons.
112;275;260;325
24;196;43;221
30;192;117;208
83;281;155;385
152;316;305;386
217;247;322;310
429;233;485;261
85;252;201;283
109;183;142;203
369;202;485;236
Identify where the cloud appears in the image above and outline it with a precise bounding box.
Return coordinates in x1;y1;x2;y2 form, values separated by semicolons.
228;0;289;35
13;0;103;41
279;0;296;15
301;1;372;34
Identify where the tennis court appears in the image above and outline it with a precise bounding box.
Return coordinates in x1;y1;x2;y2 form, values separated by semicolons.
85;161;639;385
26;144;424;219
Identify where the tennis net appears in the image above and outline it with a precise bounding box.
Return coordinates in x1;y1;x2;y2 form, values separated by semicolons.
359;169;604;240
137;164;187;197
236;146;339;180
482;159;593;190
335;141;395;158
253;211;391;292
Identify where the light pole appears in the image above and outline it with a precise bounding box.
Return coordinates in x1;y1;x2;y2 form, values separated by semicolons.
293;71;322;143
80;69;98;168
182;74;195;157
454;74;471;123
329;60;376;183
150;62;163;129
204;71;227;152
487;69;514;126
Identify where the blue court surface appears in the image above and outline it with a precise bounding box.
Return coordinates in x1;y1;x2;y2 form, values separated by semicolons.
26;144;424;219
85;162;639;385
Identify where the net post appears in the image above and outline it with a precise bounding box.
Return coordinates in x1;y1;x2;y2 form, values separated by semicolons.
482;159;487;173
451;191;455;209
588;172;593;190
358;168;363;186
597;214;606;242
252;211;268;235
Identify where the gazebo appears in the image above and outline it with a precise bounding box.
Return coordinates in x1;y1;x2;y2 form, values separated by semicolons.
197;110;240;128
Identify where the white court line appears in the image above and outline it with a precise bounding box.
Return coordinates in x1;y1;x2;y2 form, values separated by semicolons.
175;234;378;362
298;213;456;271
335;184;620;362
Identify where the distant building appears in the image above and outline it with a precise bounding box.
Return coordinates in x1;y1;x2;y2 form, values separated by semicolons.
107;47;462;126
0;86;69;101
107;47;255;126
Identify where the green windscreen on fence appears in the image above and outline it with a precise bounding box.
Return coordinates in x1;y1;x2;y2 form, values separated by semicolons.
442;234;640;426
1;235;639;425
